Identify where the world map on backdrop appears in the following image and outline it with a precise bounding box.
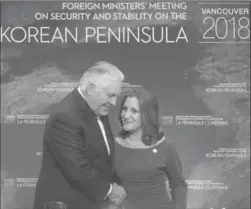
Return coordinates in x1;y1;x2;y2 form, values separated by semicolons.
1;1;250;209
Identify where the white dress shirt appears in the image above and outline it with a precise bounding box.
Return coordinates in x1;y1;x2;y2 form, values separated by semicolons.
96;116;110;155
77;87;110;155
77;87;112;198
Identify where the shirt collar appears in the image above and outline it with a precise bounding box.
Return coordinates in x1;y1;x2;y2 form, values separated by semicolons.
77;86;86;100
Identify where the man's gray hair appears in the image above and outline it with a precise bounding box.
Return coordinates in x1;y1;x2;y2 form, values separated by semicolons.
79;61;124;90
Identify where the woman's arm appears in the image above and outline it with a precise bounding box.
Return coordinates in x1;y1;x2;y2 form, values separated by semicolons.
164;140;188;209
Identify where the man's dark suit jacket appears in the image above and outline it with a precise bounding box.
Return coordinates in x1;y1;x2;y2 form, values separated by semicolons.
33;88;115;209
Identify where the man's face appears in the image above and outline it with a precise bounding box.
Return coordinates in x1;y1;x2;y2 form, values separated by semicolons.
88;79;122;116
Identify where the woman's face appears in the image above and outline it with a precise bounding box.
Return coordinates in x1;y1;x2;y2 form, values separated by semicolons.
121;96;141;132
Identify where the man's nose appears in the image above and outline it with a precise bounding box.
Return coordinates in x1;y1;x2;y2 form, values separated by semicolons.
109;97;117;106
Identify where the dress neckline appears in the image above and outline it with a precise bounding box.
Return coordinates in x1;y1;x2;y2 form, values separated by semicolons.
115;136;166;150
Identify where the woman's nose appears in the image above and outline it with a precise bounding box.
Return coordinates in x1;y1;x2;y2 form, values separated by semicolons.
123;111;131;118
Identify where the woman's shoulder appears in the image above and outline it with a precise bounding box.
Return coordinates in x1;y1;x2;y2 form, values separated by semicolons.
163;137;173;146
162;137;178;151
115;136;127;146
115;136;122;143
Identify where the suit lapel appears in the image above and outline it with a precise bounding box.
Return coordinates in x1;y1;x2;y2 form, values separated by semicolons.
72;88;112;164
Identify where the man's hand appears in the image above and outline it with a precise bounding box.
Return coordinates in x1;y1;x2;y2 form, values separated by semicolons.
108;183;126;205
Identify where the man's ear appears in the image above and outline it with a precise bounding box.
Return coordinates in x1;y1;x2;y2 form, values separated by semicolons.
85;82;96;95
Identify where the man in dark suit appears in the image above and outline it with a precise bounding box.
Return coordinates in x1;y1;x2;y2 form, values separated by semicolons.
33;61;126;209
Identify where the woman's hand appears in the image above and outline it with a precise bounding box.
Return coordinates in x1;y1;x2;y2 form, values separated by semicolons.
108;182;126;205
109;183;125;209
